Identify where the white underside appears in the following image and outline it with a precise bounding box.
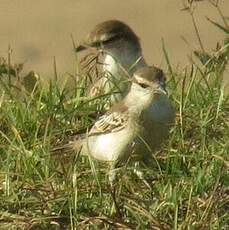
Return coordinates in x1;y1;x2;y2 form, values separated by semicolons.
83;121;139;162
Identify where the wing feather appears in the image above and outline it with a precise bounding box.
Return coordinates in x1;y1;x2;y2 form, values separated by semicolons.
89;111;128;135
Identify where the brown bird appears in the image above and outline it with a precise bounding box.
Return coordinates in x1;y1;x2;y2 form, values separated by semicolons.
66;66;175;185
75;20;147;105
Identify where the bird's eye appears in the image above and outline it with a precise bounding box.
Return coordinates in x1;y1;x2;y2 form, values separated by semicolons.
139;83;149;88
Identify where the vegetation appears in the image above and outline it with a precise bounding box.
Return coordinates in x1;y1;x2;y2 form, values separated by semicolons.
0;1;228;229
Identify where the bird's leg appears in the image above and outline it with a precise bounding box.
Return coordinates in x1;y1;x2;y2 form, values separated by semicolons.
108;165;122;217
108;166;117;186
133;161;151;189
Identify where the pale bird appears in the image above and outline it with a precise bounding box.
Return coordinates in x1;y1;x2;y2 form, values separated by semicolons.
75;20;147;105
68;66;175;185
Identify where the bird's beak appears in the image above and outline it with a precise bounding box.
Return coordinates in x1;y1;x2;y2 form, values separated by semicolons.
75;44;87;53
162;87;168;95
155;85;168;95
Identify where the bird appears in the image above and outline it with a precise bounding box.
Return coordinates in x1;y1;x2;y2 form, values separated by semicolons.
66;65;175;186
75;20;147;105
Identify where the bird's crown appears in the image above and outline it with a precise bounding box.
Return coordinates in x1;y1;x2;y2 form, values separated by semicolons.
76;20;140;52
87;20;139;44
133;66;166;86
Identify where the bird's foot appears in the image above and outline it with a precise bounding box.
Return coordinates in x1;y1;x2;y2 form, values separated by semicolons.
108;168;122;218
133;162;151;189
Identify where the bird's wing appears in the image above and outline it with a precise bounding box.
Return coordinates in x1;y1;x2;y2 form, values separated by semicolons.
89;110;128;136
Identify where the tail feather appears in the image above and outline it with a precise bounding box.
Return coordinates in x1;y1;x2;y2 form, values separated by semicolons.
51;133;86;156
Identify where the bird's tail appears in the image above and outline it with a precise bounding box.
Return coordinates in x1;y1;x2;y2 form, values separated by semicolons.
51;133;87;157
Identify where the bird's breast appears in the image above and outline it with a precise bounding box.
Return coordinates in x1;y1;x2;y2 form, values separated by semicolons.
139;95;175;152
85;121;139;163
103;54;119;75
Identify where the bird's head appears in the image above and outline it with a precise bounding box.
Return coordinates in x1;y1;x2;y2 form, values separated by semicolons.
126;66;168;111
132;66;167;95
75;20;141;55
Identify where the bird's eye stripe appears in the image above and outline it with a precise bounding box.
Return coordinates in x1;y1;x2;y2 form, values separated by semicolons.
139;83;149;88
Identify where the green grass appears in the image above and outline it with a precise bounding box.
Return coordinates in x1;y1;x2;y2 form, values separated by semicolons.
0;3;229;229
0;54;228;229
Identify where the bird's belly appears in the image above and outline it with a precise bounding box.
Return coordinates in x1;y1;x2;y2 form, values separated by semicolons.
87;129;134;162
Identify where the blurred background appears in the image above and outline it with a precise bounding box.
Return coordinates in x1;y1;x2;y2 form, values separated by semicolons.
0;0;228;77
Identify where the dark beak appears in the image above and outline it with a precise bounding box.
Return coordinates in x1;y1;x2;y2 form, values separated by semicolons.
159;84;168;95
75;44;87;53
